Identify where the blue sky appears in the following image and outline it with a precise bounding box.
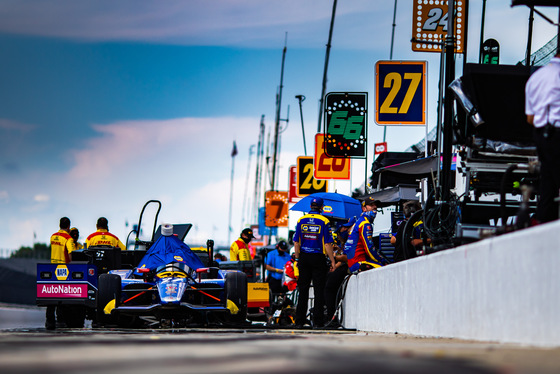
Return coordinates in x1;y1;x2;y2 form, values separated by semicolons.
0;1;557;252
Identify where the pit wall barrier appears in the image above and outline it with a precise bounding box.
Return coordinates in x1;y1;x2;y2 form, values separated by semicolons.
343;220;560;347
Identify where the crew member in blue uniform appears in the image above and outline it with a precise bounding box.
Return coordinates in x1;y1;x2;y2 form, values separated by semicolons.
265;240;291;294
345;209;386;273
293;197;336;328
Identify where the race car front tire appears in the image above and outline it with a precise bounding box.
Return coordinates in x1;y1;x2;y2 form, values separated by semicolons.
224;272;248;323
97;273;121;326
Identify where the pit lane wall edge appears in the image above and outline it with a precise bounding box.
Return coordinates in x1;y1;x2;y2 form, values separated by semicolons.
343;220;560;347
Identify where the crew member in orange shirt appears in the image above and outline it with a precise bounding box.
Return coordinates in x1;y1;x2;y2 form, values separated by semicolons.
50;217;76;264
46;216;77;330
85;217;126;251
230;228;254;261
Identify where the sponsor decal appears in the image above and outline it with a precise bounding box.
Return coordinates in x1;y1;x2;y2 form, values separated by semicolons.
302;224;321;233
166;284;178;295
96;240;113;245
173;256;183;262
37;283;87;298
250;287;269;291
323;205;333;213
88;269;95;276
55;265;69;280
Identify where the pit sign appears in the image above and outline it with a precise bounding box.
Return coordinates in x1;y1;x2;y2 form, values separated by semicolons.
265;191;289;227
297;156;328;196
375;60;427;125
314;134;350;180
374;142;388;155
412;0;465;53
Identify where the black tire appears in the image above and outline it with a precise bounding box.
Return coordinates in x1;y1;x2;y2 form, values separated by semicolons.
97;274;121;326
402;210;424;260
224;272;248;323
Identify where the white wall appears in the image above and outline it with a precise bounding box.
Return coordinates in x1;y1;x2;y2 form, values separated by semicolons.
343;220;560;347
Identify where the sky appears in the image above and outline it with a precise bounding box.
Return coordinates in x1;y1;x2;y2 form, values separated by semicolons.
0;0;558;253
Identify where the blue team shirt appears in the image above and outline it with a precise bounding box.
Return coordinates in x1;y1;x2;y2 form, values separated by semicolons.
293;212;333;254
265;249;291;280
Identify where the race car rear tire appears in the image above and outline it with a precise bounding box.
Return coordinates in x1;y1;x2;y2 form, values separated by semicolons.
225;272;248;323
97;273;121;326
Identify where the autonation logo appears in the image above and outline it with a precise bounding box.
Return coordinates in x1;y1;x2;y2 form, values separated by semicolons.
37;284;87;298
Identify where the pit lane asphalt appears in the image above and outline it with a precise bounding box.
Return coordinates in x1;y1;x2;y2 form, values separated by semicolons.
1;326;560;374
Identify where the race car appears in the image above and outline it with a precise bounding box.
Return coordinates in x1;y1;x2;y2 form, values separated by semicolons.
96;225;248;328
37;200;249;328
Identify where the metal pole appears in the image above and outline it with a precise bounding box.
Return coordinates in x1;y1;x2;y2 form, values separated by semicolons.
526;7;534;66
296;95;307;156
272;35;287;191
441;0;456;202
384;0;398;143
253;116;265;223
227;145;237;245
479;0;486;63
241;145;255;228
462;0;469;71
317;0;338;134
389;0;398;61
436;46;445;191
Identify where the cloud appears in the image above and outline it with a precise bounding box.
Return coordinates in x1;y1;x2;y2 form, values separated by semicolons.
0;1;392;48
34;194;50;203
66;116;256;180
0;118;35;132
0;190;8;203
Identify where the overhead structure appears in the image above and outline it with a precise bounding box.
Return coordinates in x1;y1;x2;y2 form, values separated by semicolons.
511;0;560;53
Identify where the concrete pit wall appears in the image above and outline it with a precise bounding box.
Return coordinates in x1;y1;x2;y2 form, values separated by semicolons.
343;220;560;347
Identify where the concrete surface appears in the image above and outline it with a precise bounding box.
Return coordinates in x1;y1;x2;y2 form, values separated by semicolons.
0;328;559;374
343;220;560;346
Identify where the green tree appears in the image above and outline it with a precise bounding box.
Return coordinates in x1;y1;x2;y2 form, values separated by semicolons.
10;242;50;259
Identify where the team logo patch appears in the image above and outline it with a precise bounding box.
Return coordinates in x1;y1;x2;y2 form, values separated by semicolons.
55;265;69;280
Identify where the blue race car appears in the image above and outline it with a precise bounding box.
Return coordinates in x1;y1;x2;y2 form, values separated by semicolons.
96;225;248;328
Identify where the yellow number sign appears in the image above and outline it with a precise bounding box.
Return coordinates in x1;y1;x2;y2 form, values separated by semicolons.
375;61;427;125
297;156;328;196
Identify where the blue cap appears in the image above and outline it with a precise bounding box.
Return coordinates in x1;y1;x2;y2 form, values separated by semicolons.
310;197;324;207
342;216;356;227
